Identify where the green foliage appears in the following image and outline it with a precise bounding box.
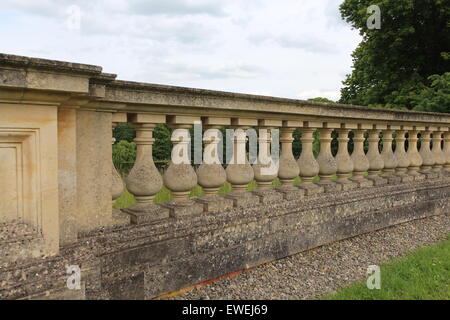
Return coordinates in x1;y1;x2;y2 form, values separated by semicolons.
323;234;450;300
113;123;135;142
308;97;335;103
339;0;450;111
153;124;172;161
112;140;136;174
412;73;450;113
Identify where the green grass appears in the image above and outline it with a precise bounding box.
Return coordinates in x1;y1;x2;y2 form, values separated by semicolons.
323;235;450;300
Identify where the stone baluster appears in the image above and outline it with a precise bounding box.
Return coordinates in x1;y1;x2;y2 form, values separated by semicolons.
349;124;373;187
366;125;387;186
162;115;203;217
431;128;445;173
394;127;413;182
194;117;234;212
123;114;169;224
334;124;357;191
444;130;450;173
406;127;424;180
381;126;401;184
419;127;436;179
252;119;283;204
276;121;305;199
316;122;341;192
225;118;260;207
296;122;324;195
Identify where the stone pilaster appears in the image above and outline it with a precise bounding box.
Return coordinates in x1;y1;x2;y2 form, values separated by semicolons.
366;125;387;186
162;116;203;217
334;124;358;191
123;114;169;224
349;124;373;187
316;123;342;192
419;128;436;179
296;122;324;195
225;118;260;207
276;121;304;200
194;117;234;212
406;127;425;180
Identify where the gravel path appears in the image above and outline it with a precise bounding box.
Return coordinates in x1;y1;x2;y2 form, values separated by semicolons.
168;214;450;300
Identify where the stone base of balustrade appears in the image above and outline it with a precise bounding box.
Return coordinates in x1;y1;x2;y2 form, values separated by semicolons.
349;177;374;188
194;195;234;213
225;192;260;208
252;189;284;204
111;209;132;226
420;171;439;180
2;177;449;300
316;181;342;193
122;204;170;225
334;179;358;191
161;200;204;218
275;186;305;201
296;183;324;196
366;175;388;186
381;173;402;185
408;172;426;181
395;172;415;183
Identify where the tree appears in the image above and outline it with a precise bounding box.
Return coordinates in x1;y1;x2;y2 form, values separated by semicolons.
113;123;135;142
308;97;335;103
339;0;450;111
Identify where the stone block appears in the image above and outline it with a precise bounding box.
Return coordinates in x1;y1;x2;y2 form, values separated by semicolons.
275;186;305;201
366;175;388;186
122;204;170;224
396;173;414;183
161;200;203;218
296;183;324;196
349;177;374;188
420;171;439;180
316;181;343;193
382;174;402;184
225;192;260;208
334;180;358;191
194;195;234;213
252;189;284;204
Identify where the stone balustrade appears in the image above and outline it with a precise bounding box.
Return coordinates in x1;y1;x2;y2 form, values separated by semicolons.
0;54;449;300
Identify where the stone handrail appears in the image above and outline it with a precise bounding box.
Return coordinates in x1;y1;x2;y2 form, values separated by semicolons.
0;53;449;299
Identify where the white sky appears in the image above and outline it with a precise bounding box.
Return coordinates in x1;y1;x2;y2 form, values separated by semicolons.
0;0;361;101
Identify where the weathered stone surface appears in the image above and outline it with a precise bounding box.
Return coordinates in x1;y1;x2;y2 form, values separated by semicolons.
252;189;284;204
0;178;449;300
275;186;305;201
349;177;374;188
366;175;388;186
161;200;204;218
334;179;358;191
297;183;324;195
225;191;260;208
122;204;169;224
316;181;343;193
194;195;234;213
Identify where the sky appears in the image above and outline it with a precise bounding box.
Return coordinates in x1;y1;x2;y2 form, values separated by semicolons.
0;0;361;101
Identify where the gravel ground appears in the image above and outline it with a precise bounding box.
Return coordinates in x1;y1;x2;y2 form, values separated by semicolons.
168;214;450;300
